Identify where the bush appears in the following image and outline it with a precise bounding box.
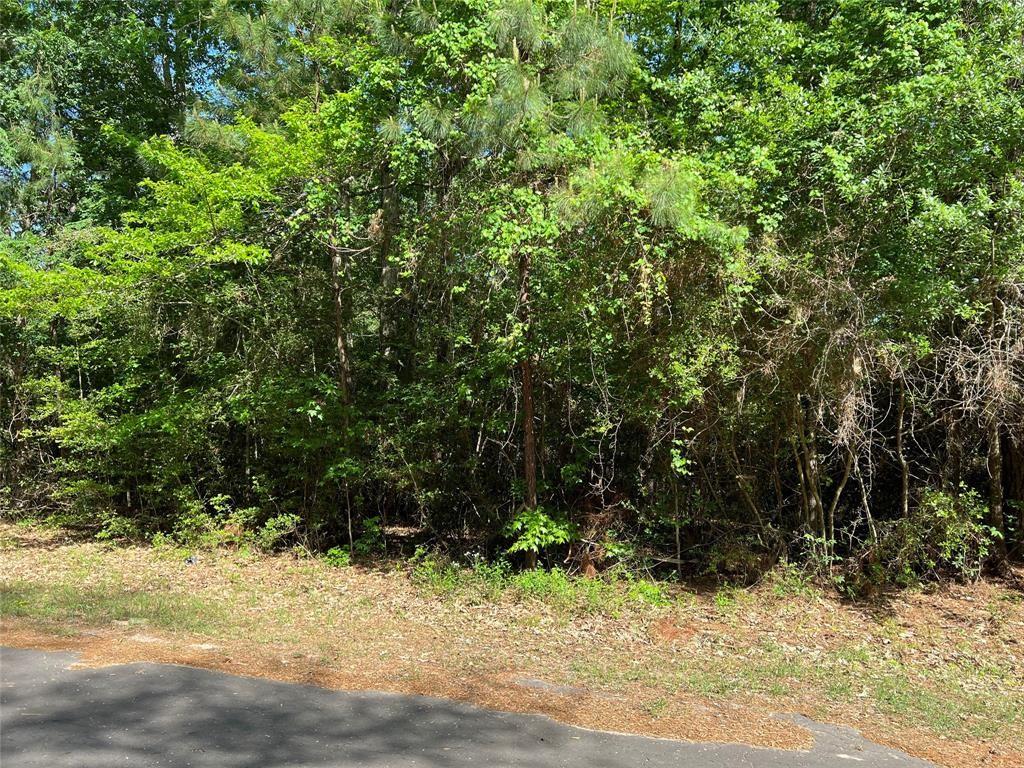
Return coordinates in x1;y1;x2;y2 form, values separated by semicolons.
842;487;999;596
504;507;576;558
323;547;351;567
94;510;143;542
353;516;384;556
256;513;301;551
163;499;261;549
170;508;219;545
900;488;998;581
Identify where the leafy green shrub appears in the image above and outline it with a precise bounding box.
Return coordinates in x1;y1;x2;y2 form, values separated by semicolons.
323;546;351;567
170;508;219;545
94;511;143;542
163;498;261;549
504;507;576;558
598;534;636;564
844;487;999;596
353;516;384;556
256;513;301;551
898;488;998;581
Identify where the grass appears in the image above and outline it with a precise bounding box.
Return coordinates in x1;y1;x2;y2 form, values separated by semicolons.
1;580;218;635
409;551;670;615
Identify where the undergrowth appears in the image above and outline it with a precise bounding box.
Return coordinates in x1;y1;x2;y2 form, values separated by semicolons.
408;548;671;615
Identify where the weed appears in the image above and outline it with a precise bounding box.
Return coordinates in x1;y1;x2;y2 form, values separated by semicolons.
626;576;670;607
644;697;669;717
825;678;853;700
323;547;351;567
511;567;575;602
683;669;742;697
407;553;669;617
470;558;512;600
510;568;628;615
410;550;462;595
768;561;819;599
713;588;738;612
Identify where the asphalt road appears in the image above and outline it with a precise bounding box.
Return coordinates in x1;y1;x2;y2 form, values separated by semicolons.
0;646;932;767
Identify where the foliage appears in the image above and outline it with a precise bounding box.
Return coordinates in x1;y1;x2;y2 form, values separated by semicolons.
504;507;576;557
411;549;669;616
409;549;466;596
323;546;351;568
879;488;999;584
256;513;302;552
767;561;820;600
353;516;384;557
2;0;1023;582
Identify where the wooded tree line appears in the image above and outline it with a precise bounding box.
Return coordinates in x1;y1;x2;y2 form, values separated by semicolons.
2;0;1023;584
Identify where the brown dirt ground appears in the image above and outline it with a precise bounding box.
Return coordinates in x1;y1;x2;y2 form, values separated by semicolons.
1;523;1022;768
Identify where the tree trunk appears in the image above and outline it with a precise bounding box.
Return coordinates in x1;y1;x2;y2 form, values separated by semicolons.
826;447;855;550
854;460;878;543
771;434;785;513
521;355;537;511
791;437;810;529
519;248;538;568
986;284;1008;561
674;481;683;579
795;398;824;540
331;251;353;406
730;433;764;530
